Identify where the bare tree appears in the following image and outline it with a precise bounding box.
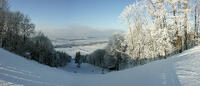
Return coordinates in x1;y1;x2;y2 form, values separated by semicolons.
0;0;9;47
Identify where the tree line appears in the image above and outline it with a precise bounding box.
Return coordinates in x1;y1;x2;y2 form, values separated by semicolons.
0;0;71;67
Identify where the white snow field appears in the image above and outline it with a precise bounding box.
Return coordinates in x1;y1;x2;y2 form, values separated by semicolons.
55;43;107;57
0;46;200;86
40;26;122;58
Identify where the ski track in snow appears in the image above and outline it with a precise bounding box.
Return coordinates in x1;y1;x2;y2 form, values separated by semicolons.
174;47;200;86
0;46;200;86
0;65;40;78
0;79;23;86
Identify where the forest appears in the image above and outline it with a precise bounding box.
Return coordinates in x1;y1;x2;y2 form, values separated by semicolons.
0;0;200;71
0;0;71;67
75;0;200;71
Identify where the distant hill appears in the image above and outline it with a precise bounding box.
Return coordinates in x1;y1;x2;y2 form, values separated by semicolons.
39;25;123;40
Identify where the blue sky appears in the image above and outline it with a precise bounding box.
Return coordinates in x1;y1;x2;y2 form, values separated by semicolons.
9;0;133;30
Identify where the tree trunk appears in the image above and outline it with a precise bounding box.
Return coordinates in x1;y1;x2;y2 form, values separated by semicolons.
177;36;182;53
183;0;189;50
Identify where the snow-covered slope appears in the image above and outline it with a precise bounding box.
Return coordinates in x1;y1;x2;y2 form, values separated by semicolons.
1;46;200;86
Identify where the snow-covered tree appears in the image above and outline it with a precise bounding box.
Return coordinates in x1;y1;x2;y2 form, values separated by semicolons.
146;0;175;57
105;33;125;55
20;14;35;43
105;33;128;70
166;0;193;52
193;0;200;37
120;1;148;59
75;52;82;68
118;0;195;64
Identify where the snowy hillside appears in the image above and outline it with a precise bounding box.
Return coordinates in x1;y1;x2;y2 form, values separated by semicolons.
1;46;200;86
